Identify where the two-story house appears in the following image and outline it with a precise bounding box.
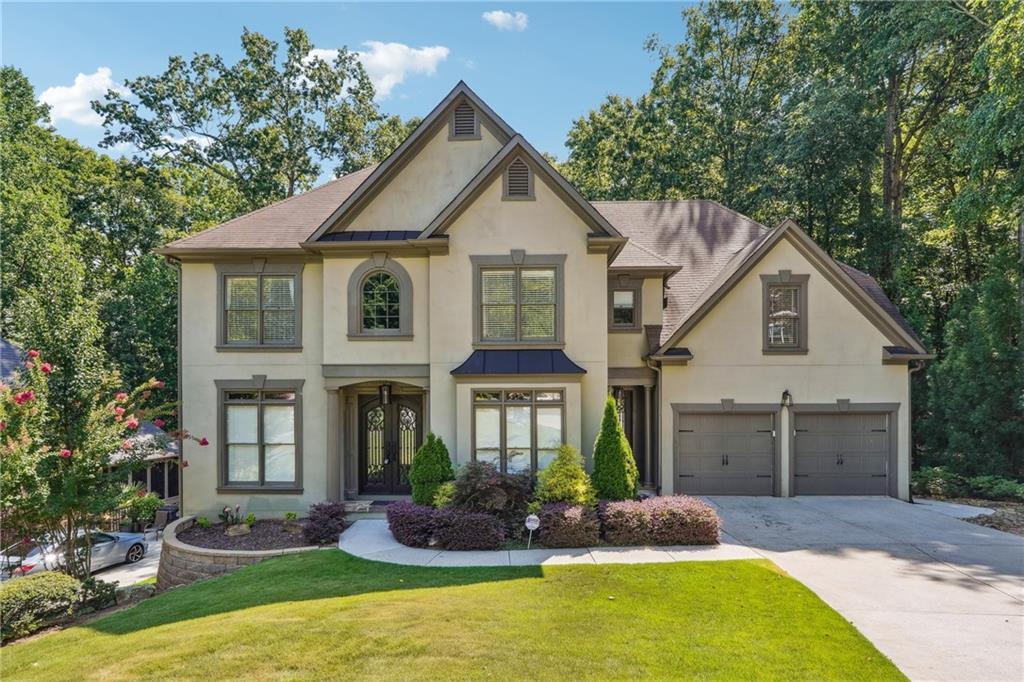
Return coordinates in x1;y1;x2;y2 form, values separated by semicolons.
159;83;931;517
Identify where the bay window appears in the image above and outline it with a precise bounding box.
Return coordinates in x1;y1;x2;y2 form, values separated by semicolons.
473;390;564;473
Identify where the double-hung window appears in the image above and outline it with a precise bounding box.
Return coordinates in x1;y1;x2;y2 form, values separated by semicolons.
473;390;564;473
222;387;300;489
218;264;303;348
761;271;809;353
480;268;557;342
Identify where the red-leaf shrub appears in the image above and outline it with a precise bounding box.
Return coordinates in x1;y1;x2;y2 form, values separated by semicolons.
433;509;505;550
386;501;437;548
449;461;532;536
536;503;600;548
600;496;719;546
304;501;347;545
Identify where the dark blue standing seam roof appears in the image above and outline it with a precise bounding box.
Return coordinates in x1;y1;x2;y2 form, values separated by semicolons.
318;230;422;242
451;349;587;376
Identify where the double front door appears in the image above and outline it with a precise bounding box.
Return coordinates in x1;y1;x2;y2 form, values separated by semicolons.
358;395;422;494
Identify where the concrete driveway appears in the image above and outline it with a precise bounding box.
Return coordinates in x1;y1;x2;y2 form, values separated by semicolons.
708;496;1023;682
93;538;161;585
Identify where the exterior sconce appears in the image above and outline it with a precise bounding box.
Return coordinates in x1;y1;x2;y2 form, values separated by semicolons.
379;383;392;406
781;389;792;407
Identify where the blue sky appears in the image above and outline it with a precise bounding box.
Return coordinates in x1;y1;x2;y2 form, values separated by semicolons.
3;2;692;163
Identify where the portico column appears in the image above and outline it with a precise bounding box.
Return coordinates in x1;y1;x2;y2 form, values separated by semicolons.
326;388;341;501
643;385;653;487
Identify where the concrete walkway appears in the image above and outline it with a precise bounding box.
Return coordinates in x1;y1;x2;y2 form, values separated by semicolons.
708;496;1023;682
341;497;1022;681
339;518;760;566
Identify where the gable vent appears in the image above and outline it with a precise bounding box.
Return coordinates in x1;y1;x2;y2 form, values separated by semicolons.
505;158;532;198
452;102;477;137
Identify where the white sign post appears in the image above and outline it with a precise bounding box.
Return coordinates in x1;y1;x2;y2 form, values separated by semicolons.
524;514;540;549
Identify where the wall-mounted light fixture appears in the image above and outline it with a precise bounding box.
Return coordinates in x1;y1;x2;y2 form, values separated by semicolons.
379;383;392;406
781;389;792;407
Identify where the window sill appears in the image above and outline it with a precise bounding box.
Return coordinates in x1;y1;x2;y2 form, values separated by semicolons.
472;342;565;350
608;327;642;334
216;345;303;353
762;348;809;355
216;486;304;495
347;334;414;341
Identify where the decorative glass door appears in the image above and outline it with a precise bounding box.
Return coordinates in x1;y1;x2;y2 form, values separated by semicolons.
359;395;422;494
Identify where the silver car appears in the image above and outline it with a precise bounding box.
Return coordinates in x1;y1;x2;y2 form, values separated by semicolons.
0;530;149;580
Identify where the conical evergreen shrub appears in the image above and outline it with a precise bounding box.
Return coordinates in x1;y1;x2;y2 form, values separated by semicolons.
590;395;638;500
533;444;596;506
408;433;454;505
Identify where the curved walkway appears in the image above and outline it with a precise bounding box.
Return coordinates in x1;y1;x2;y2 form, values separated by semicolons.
338;519;759;566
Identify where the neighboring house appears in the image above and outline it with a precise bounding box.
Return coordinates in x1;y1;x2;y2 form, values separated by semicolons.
158;83;931;516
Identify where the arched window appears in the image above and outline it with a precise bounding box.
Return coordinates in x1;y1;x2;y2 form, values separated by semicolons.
348;256;413;338
361;271;400;330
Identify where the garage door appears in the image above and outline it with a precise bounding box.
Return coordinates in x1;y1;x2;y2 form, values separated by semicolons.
675;412;774;495
793;413;889;495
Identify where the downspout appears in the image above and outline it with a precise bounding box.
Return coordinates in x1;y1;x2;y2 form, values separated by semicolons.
907;359;926;504
168;256;184;515
645;356;662;495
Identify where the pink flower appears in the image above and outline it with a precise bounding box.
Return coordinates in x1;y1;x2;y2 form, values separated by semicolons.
59;448;72;459
153;418;166;429
0;422;6;431
114;406;126;416
115;392;128;403
13;390;35;405
154;380;165;389
122;440;132;451
141;390;151;399
137;489;147;497
27;350;39;358
40;362;52;374
115;415;123;422
198;437;209;446
223;506;230;513
24;361;33;369
126;417;140;430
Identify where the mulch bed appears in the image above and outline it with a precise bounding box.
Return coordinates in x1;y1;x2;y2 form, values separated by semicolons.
926;498;1024;537
177;520;313;550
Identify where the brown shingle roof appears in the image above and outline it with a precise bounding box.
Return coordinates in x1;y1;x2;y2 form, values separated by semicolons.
161;166;377;251
839;263;923;347
594;200;768;343
610;239;679;270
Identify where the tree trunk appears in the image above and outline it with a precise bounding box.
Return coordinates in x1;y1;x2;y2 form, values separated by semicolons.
881;72;901;281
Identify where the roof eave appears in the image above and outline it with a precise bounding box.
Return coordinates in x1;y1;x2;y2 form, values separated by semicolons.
882;348;936;364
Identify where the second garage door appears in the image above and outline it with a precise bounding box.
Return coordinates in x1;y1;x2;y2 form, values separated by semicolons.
793;413;890;495
675;412;775;495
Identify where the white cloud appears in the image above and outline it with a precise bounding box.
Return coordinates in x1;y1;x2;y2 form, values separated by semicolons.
305;42;449;100
482;10;528;32
39;67;123;126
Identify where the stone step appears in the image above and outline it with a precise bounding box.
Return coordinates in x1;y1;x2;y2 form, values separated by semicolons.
346;511;387;522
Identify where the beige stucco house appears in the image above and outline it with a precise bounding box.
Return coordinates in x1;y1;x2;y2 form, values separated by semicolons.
159;83;932;517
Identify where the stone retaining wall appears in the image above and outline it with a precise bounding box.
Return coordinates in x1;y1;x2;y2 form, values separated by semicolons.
157;516;319;590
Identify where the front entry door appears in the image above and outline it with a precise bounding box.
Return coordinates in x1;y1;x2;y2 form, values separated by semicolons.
359;395;422;494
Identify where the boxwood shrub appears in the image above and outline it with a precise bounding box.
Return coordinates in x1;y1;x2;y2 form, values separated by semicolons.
433;509;506;550
0;571;82;642
386;501;437;548
536;503;600;548
601;496;719;546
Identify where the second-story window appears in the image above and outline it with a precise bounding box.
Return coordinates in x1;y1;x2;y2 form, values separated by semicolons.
481;267;556;342
225;274;297;345
361;272;401;331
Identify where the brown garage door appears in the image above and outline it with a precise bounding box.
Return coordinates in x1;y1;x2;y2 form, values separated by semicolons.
793;413;889;495
675;412;774;495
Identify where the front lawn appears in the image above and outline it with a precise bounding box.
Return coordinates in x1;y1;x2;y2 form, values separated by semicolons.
1;551;903;681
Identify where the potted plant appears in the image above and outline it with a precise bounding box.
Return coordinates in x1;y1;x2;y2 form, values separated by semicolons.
123;487;163;532
220;504;251;536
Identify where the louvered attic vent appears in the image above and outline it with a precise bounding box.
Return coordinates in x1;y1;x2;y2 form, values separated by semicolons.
451;102;477;138
505;158;532;198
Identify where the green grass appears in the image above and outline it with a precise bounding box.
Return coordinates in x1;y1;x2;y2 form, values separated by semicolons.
1;551;903;681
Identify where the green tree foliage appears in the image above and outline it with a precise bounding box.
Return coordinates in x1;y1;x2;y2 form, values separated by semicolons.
95;28;408;208
591;396;639;500
533;444;596;507
408;433;455;506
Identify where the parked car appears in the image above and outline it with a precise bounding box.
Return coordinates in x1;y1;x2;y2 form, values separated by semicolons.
0;530;149;581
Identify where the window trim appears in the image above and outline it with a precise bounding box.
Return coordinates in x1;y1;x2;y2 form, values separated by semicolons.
760;270;810;354
502;156;535;201
471;389;566;473
215;376;304;494
608;275;643;332
216;262;303;351
347;255;414;339
471;252;566;347
448;99;481;141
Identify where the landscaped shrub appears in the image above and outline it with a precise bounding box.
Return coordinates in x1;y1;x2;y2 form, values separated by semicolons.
0;571;81;642
591;395;638;500
600;496;719;546
432;480;456;508
533;444;596;507
966;475;1024;502
386;501;437;548
449;461;532;534
409;433;455;505
536;503;600;548
433;509;506;550
304;501;347;545
911;466;969;498
78;577;117;613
